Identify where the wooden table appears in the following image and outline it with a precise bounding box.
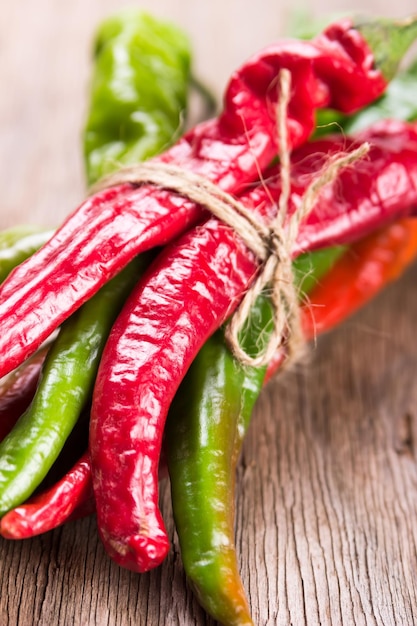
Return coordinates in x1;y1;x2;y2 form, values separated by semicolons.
1;2;416;624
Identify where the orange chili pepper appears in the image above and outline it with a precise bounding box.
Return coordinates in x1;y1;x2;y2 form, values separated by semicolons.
265;218;417;382
303;217;417;336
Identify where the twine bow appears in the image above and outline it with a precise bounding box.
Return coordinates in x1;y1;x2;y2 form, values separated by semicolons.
92;69;369;368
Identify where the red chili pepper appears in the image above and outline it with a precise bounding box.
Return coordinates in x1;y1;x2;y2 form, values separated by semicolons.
0;347;47;442
6;217;417;541
0;452;93;539
288;120;417;254
0;446;172;540
0;17;397;379
89;120;417;572
90;220;258;572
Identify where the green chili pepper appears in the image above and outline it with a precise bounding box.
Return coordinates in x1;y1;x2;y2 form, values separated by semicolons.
167;333;254;626
0;226;53;283
83;8;191;185
292;245;347;297
0;256;148;514
0;10;192;515
166;246;345;626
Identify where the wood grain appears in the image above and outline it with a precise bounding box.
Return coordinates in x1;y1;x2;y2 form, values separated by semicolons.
1;2;417;625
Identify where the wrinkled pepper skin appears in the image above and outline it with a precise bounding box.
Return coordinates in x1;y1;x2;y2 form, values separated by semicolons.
90;218;259;571
83;9;192;185
0;11;414;576
0;16;404;381
0;228;52;441
163;65;417;623
342;58;417;133
286;120;417;255
90;116;417;573
166;308;267;626
312;24;417;137
0;249;340;550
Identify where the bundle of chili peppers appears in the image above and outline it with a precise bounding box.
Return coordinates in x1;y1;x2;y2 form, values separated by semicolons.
1;9;417;626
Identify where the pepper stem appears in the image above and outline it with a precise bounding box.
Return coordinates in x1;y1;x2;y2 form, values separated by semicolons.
355;15;417;81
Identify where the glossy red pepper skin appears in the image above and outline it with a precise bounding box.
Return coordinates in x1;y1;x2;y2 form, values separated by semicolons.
0;452;93;539
0;19;390;380
219;18;386;142
290;120;417;255
0;449;172;539
90;219;257;571
90;120;417;573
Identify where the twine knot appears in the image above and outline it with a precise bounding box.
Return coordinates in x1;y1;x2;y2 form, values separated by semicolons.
267;232;286;260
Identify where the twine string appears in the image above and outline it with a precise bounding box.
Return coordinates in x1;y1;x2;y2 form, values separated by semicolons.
91;161;270;261
225;69;369;366
91;68;369;368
